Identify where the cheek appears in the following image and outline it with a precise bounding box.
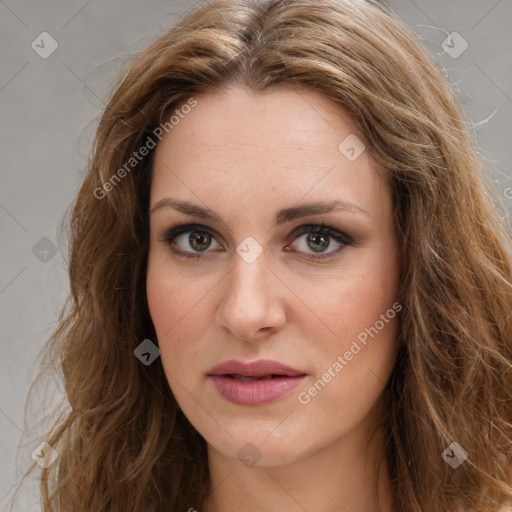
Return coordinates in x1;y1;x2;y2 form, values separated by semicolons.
146;265;178;341
315;259;400;349
145;259;213;377
146;260;185;363
297;281;399;435
303;251;400;398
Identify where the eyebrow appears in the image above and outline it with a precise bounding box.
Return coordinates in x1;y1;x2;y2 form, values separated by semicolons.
150;197;369;226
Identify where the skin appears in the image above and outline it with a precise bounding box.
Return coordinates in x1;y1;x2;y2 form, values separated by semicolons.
146;83;401;512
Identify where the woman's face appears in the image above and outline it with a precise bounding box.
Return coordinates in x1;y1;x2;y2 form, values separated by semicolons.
146;84;401;467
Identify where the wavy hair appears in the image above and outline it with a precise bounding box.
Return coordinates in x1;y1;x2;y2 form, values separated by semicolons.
12;0;512;510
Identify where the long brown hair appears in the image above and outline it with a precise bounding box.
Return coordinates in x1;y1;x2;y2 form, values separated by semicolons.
12;0;512;510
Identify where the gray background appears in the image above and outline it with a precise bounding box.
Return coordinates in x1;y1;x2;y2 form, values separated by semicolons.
1;0;511;509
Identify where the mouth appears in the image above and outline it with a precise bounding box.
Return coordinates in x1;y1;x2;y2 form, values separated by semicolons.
224;373;289;382
207;358;306;379
207;359;307;406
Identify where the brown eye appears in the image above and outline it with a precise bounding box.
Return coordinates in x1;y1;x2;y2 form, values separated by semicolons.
286;224;352;260
162;222;352;261
162;224;223;259
187;231;213;252
305;232;330;253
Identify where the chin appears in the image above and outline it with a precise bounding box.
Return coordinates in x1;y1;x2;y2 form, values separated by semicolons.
205;425;312;469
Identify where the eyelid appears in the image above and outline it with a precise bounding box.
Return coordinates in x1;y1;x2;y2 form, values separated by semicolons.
289;224;352;245
158;223;224;257
159;222;353;260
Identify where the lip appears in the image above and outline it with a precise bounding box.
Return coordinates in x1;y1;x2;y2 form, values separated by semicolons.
207;359;307;406
208;359;305;378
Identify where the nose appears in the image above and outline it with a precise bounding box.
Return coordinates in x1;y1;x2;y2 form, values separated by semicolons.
215;250;286;342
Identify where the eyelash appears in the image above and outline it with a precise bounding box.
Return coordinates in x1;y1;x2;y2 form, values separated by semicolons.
159;222;353;261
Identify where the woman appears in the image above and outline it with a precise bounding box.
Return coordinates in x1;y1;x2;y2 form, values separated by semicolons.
16;0;512;510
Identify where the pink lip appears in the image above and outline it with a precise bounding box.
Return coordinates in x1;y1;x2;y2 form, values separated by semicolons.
207;359;307;406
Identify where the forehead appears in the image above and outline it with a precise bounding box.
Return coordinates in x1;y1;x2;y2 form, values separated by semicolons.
151;84;389;225
158;84;363;154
